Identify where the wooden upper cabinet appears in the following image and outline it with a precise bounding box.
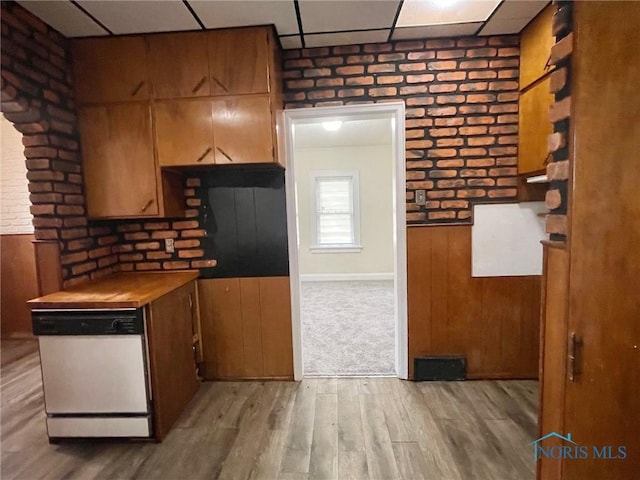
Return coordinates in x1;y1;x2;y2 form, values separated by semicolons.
155;99;214;166
208;27;271;96
520;4;555;90
72;37;150;104
79;103;159;218
518;76;554;174
148;32;210;99
212;95;274;164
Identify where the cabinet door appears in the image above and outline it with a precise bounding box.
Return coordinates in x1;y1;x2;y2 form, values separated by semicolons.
520;4;555;90
198;278;243;379
259;277;294;377
212;95;274;164
79;104;159;218
154;100;214;166
148;32;210;99
72;37;150;104
518;77;554;174
147;282;199;440
208;27;270;95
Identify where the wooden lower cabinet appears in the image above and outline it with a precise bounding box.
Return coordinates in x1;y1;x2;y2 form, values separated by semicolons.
146;281;200;440
198;276;293;380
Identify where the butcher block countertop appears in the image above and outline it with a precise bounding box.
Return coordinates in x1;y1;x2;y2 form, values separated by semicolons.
28;272;199;309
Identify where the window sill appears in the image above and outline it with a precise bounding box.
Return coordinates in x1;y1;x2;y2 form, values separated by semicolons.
310;245;363;254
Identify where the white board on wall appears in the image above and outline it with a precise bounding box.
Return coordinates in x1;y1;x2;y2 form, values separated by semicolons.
472;202;546;277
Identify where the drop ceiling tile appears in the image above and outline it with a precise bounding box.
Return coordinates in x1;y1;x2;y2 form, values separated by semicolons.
16;0;109;37
478;17;532;35
299;1;399;34
397;0;500;27
392;22;482;40
280;35;303;49
189;1;299;36
491;0;548;20
76;1;199;35
304;30;390;48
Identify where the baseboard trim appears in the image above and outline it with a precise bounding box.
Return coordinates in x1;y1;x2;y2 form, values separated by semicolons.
300;273;394;282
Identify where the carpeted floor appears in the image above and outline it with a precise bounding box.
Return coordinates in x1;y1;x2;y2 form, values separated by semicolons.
300;280;395;376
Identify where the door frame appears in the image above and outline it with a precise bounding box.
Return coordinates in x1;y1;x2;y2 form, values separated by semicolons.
280;102;408;380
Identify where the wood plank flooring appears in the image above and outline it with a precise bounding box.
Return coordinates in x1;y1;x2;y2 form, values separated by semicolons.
1;340;538;480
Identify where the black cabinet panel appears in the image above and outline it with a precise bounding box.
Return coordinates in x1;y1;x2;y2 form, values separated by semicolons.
201;167;289;278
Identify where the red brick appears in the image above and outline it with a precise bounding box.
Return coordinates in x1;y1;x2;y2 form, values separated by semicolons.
406;160;433;169
181;229;206;238
336;66;364;76
399;63;427;72
287;79;314;89
426;39;455;49
466;158;495;167
407;74;435;83
489;167;517;177
406;212;426;222
427;106;456;117
364;44;393;53
186;198;201;207
498;135;518;145
406;181;435;190
316;78;344;87
163;261;190;270
489;104;517;114
435;118;464;127
545;189;562;210
459;126;488;136
428;211;456;220
178;249;205;259
147;251;173;260
406;108;426;118
406;97;433;106
406;140;433;149
469;71;497;80
437;49;465;59
427;190;455;199
460;147;487;157
467;178;494;186
186;178;200;187
487;189;517;198
406;171;426;180
376;75;403;85
368;64;396;73
338;88;365;98
549;97;571;123
459;105;488;115
191;260;218;269
89;246;112;259
135;262;161;271
497;114;519;124
436;138;463;147
151;230;179;239
489;81;518;91
457;38;487;48
468;136;495;146
549;32;573;66
436;72;466;82
395;40;424;51
436;159;464;168
547;160;570;180
549;67;567;94
378;53;405;62
459;82;488;92
489;146;517;156
334;45;360;55
546;215;568;235
427;148;457;158
467;116;496;125
427;61;457;71
466;93;497;103
369;87;397;97
457;189;486;198
441;200;469;209
498;69;519;79
347;55;374;64
175;239;200;249
72;262;97;276
496;178;518;187
61;251;88;265
308;89;336;99
407;52;435;61
135;241;160;250
429;170;457;178
459;60;489;70
436;95;465;104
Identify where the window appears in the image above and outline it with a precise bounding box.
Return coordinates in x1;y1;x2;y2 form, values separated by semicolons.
310;170;361;252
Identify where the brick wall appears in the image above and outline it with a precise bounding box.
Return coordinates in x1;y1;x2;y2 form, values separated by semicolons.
282;36;520;224
545;1;572;241
0;2;216;284
1;114;33;234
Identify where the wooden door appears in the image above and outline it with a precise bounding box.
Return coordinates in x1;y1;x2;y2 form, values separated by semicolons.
72;37;150;104
147;282;199;440
148;32;210;99
212;95;273;164
208;27;270;95
562;2;640;477
154;99;214;166
79;104;159;218
518;77;554;174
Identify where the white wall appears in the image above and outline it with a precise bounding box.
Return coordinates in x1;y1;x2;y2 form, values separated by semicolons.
295;144;394;276
0;115;33;234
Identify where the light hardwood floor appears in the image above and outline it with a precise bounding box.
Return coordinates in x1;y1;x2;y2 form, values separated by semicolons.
1;340;538;480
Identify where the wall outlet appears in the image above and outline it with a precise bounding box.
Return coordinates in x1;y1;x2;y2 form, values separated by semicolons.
165;238;175;253
415;189;426;206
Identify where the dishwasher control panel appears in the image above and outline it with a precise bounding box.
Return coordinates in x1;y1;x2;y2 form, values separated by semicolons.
32;309;144;335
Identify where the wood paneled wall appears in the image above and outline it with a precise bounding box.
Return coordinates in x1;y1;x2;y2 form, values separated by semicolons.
407;226;541;379
1;234;39;337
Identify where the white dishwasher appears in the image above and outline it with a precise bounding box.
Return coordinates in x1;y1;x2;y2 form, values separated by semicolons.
32;308;153;439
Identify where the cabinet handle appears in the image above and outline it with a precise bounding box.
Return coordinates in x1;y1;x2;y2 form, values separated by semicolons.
192;76;207;94
216;147;233;163
140;199;154;213
131;81;145;97
196;147;212;163
211;76;229;93
568;332;582;381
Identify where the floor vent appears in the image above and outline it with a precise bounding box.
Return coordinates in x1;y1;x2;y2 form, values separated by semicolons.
413;355;466;381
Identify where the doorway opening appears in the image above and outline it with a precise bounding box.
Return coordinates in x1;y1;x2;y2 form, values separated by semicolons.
282;103;407;380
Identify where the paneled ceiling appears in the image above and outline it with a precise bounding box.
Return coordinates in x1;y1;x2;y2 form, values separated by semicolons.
17;0;549;49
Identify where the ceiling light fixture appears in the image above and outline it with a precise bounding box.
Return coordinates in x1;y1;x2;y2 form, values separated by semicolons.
322;120;342;132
